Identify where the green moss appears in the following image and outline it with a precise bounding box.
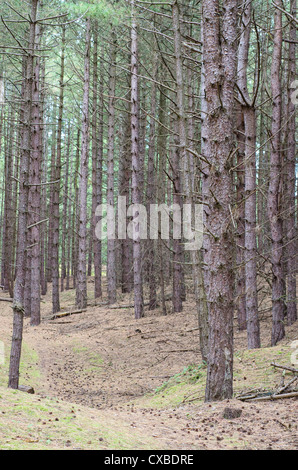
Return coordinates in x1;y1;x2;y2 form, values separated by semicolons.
0;387;159;450
0;340;40;389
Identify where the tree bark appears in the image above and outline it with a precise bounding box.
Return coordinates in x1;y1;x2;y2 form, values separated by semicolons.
52;25;66;314
172;0;208;359
107;31;117;305
268;0;286;345
30;26;42;326
131;0;144;319
76;18;91;309
92;24;103;299
237;0;260;348
285;0;297;326
9;0;38;389
202;0;238;401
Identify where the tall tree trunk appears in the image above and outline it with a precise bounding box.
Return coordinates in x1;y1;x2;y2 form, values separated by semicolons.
172;0;208;359
235;107;247;331
52;25;66;314
131;0;144;319
146;53;158;310
107;31;117;305
268;0;286;345
72;128;80;289
76;18;91;309
61;124;71;293
46;98;57;284
157;81;167;316
3;106;15;297
237;0;260;348
286;0;297;326
9;0;38;390
39;57;47;297
92;23;103;299
202;0;238;401
30;27;42;326
119;102;133;294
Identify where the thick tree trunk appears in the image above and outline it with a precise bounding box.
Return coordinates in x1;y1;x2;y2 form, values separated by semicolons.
9;0;38;389
202;0;238;401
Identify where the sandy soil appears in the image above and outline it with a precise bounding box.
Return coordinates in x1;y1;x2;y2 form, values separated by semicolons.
0;279;297;450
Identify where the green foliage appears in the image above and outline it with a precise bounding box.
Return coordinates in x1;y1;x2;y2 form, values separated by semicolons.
67;0;129;25
154;363;207;394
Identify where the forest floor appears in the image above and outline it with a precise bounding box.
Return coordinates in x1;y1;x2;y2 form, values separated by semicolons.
0;278;297;450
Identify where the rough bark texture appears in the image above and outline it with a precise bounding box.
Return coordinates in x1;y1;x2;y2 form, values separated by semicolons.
268;1;286;345
9;0;38;390
172;0;208;359
30;30;42;326
235;108;247;331
52;26;65;314
76;18;91;310
92;24;103;299
107;32;117;305
285;0;297;326
131;1;144;319
202;0;238;401
237;1;260;348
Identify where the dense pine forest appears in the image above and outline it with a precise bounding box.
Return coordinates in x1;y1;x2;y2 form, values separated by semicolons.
0;0;297;451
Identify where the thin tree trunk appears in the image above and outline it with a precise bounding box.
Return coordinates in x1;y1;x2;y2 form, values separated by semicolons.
92;23;103;299
146;52;158;310
3;106;15;297
52;25;66;314
131;0;144;319
46;98;57;284
119;102;133;294
30;26;42;326
172;0;208;359
268;0;286;345
237;0;260;348
107;31;117;305
76;18;91;309
286;0;297;326
61;124;70;293
235;107;247;331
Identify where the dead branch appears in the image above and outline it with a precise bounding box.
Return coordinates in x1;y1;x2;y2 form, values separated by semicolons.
239;391;298;402
271;363;298;374
50;309;87;320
